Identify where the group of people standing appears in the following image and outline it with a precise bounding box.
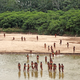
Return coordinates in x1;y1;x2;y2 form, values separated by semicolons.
3;33;75;53
18;53;64;73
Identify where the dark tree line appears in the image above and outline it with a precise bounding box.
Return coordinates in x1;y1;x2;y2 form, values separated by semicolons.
0;0;80;12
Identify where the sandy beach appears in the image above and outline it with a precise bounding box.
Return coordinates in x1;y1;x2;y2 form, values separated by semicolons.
0;33;80;54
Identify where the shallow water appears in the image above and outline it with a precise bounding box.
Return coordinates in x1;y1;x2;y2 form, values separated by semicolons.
0;53;80;80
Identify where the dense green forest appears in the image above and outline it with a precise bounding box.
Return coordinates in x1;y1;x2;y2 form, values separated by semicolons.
0;0;80;12
0;9;80;35
0;0;80;35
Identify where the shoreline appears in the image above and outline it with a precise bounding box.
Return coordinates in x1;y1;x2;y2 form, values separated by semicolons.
0;52;80;55
0;33;80;54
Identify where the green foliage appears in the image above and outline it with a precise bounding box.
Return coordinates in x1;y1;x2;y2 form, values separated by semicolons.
67;14;80;35
0;9;80;36
0;11;24;28
2;28;24;33
0;0;80;13
0;0;80;36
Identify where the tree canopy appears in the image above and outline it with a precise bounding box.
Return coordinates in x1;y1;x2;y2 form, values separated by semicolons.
0;0;80;12
0;9;80;35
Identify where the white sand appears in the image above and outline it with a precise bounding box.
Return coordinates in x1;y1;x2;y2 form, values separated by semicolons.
0;33;80;53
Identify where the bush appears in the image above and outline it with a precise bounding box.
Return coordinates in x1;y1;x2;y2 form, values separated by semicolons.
2;28;24;33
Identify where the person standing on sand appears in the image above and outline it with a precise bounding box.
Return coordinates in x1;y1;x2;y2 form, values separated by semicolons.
24;37;26;41
36;36;38;41
55;34;56;38
51;46;53;52
21;36;23;41
12;37;15;40
60;39;62;45
44;43;46;48
54;43;56;48
73;46;75;53
67;42;69;48
4;33;5;37
30;50;32;54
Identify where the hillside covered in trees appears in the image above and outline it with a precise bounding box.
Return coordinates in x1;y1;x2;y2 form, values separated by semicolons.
0;0;80;35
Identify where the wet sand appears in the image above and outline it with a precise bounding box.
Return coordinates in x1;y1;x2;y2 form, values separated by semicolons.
0;33;80;54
